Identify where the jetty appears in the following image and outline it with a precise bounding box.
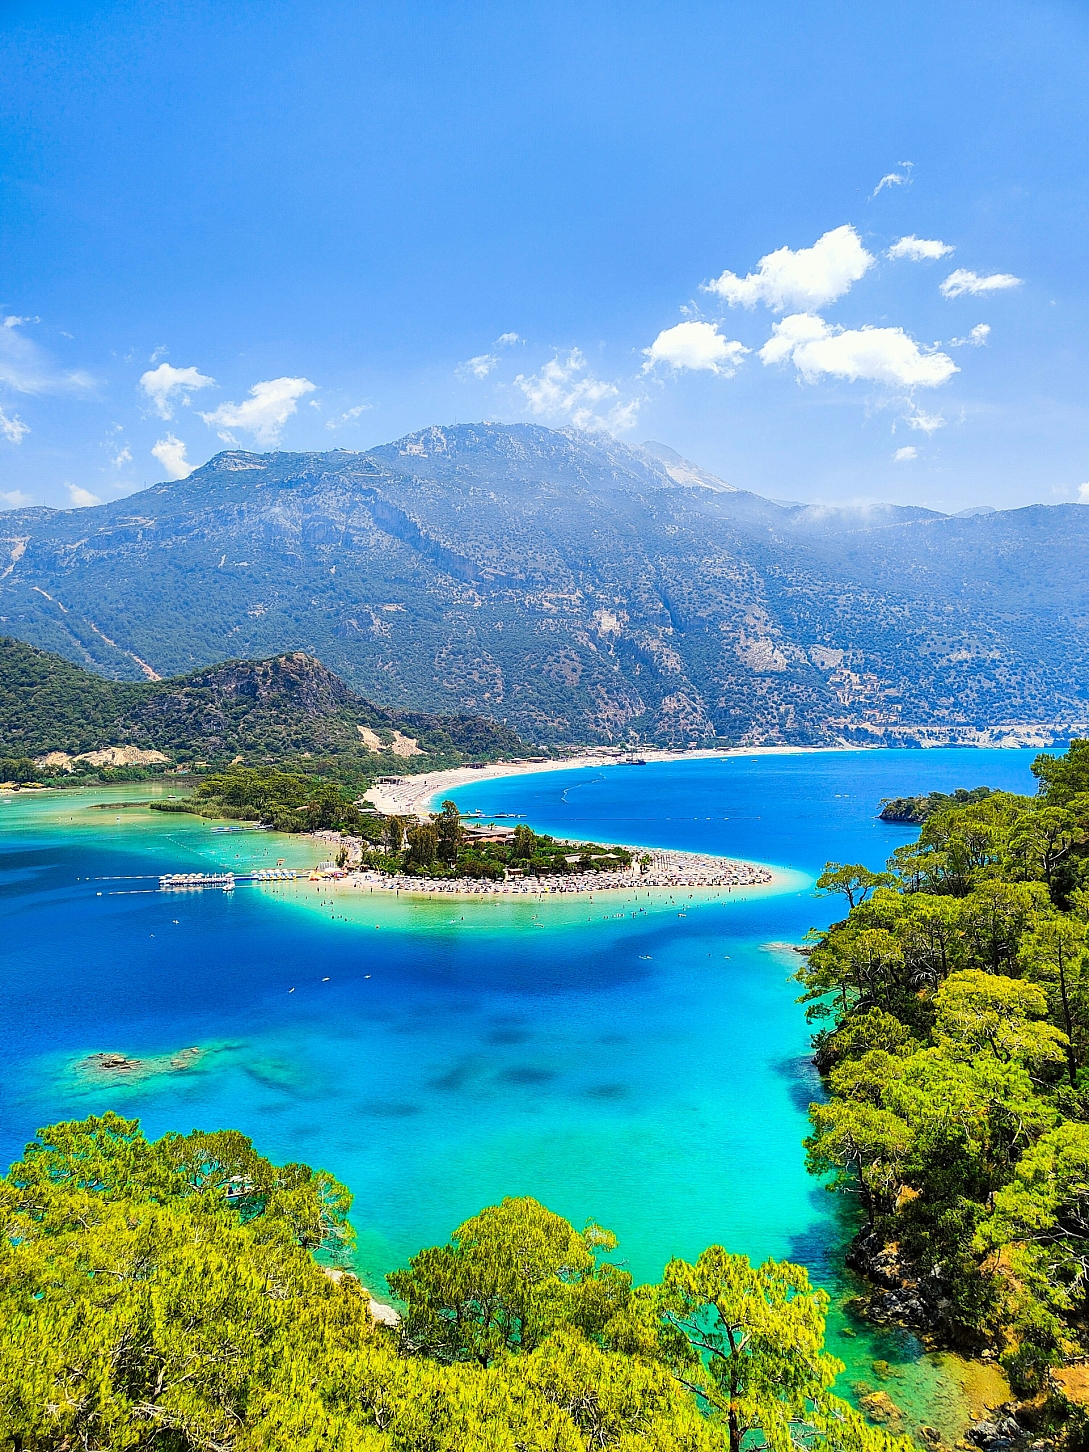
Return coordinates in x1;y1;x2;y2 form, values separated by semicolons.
154;868;300;891
159;871;236;891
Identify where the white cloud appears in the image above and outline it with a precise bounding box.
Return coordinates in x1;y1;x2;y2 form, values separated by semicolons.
4;315;39;329
758;312;829;365
642;320;748;375
457;336;523;378
67;484;102;507
603;397;643;432
705;225;873;313
110;445;133;468
199;376;316;446
894;446;918;462
888;235;953;262
907;409;946;434
950;323;991;347
760;313;958;388
940;269;1022;298
0;324;93;394
152;434;194;480
872;162;914;197
139;362;216;420
325;402;373;431
0;406;29;443
1079;482;1089;504
0;489;32;507
457;354;499;380
514;349;639;432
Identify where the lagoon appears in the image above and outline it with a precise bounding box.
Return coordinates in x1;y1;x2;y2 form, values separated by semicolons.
0;747;1043;1433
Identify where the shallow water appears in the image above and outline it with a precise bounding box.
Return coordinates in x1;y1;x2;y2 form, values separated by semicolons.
1;749;1041;1436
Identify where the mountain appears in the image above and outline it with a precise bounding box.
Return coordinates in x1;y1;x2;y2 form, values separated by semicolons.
640;441;736;493
1;423;1087;746
0;636;524;765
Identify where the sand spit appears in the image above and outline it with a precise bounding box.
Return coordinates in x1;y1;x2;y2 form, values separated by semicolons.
332;846;773;899
364;744;844;817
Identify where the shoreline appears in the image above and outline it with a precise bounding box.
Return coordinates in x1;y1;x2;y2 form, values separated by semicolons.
349;748;824;901
326;844;779;900
364;744;854;817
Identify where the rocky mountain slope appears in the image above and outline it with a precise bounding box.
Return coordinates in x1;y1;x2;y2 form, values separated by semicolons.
1;424;1087;745
0;635;523;764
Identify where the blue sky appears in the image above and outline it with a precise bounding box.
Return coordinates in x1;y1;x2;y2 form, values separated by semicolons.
0;0;1086;512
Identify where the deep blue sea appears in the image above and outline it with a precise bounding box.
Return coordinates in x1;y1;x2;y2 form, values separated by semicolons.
0;748;1044;1430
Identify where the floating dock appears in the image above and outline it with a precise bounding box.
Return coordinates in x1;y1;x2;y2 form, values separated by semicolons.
159;872;236;891
155;868;300;891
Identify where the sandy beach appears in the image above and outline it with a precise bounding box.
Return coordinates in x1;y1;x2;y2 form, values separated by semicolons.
364;743;842;817
349;746;827;898
328;845;776;899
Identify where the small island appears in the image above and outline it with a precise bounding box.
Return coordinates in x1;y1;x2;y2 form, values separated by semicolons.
878;785;995;824
76;1045;204;1084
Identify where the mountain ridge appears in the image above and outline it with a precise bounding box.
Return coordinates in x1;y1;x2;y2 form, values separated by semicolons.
1;423;1087;745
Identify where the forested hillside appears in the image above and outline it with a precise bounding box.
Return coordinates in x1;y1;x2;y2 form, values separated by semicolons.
1;424;1087;745
0;635;523;770
801;740;1089;1402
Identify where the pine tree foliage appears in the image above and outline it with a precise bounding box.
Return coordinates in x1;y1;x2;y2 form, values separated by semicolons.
798;742;1089;1389
0;1116;909;1452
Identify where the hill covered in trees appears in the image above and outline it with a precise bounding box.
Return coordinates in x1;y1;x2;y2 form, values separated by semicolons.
877;786;996;824
0;635;524;776
800;740;1089;1405
1;424;1087;746
0;1113;906;1452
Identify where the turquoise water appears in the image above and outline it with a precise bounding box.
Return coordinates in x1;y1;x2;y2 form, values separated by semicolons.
0;749;1044;1433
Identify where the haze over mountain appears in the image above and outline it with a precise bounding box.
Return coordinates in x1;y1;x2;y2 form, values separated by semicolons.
1;423;1086;746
